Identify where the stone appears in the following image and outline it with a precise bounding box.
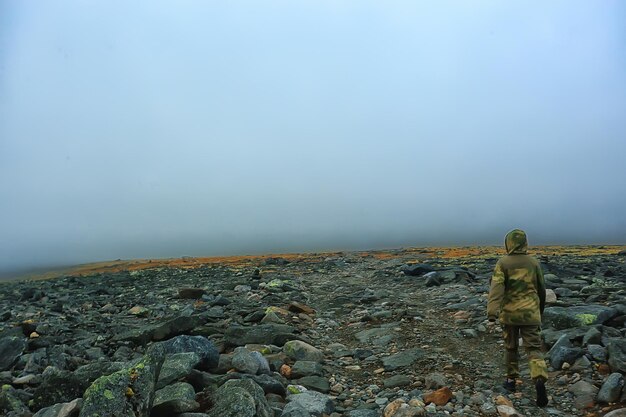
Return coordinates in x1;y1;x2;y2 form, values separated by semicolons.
32;398;83;417
545;289;557;304
597;373;624;403
152;382;199;416
383;374;412;388
346;410;380;417
157;352;201;389
0;384;30;414
250;351;271;375
582;327;602;346
424;372;447;389
283;391;334;416
0;336;27;371
33;366;85;410
289;302;315;315
232;347;260;375
542;305;617;330
382;348;424;371
588;344;607;362
283;340;324;363
156;335;220;370
383;399;405;417
423;387;452;406
547;334;582;370
402;264;435;276
79;347;165;417
294;376;330;393
604;409;626;417
496;405;523;417
567;380;598;409
607;338;626;373
207;379;271;417
179;288;206;299
291;361;324;378
224;324;297;347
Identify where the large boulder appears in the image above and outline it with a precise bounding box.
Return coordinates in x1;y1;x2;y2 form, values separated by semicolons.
113;314;204;345
156;335;219;370
547;334;583;370
151;382;199;417
283;341;324;363
607;338;626;373
543;305;618;330
33;367;85;410
156;352;201;389
597;373;625;404
0;336;27;371
79;347;165;417
206;379;271;417
282;391;334;417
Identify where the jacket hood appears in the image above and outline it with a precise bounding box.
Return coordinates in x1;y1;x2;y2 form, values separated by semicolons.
505;229;528;254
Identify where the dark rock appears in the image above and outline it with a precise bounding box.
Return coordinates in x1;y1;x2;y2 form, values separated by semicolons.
157;335;219;370
587;344;607;362
0;336;27;371
547;334;583;370
382;348;424;371
283;391;334;417
294;376;330;393
232;347;260;375
383;374;412;388
224;324;296;347
291;361;323;378
33;367;84;410
0;385;30;414
607;338;626;373
597;373;625;404
567;380;598;409
206;379;271;417
283;341;324;363
156;352;201;389
151;382;199;417
179;288;206;299
402;264;435;277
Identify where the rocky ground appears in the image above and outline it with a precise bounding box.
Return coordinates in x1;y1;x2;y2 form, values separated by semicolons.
0;246;625;417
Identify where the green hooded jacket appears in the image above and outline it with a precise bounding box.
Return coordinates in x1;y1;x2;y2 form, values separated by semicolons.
487;229;546;325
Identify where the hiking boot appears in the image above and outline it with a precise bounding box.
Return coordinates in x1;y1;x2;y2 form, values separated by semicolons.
535;378;548;407
502;378;516;392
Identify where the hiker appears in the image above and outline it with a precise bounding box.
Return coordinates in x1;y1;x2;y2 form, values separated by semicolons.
487;229;549;407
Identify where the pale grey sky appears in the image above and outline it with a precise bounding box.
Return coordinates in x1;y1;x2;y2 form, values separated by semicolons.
1;1;625;272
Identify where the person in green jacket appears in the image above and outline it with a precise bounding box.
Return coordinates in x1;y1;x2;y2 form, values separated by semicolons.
487;229;549;407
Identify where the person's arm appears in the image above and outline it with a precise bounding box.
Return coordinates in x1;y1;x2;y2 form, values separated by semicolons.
487;260;505;321
536;263;546;316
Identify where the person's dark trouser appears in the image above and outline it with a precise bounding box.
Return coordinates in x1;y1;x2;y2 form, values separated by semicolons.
503;325;548;381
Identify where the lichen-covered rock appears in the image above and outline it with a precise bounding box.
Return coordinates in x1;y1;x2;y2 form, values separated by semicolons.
156;352;201;389
207;379;271;417
543;305;618;330
79;347;165;417
151;382;198;417
33;398;82;417
232;347;259;375
283;341;324;363
0;384;30;415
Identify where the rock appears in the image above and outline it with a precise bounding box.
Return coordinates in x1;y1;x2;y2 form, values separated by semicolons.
496;405;523;417
179;288;206;299
582;327;602;346
288;302;315;315
346;410;380;417
113;314;203;345
422;387;452;406
587;344;607;362
0;336;27;371
291;361;323;378
604;409;626;417
0;384;30;414
225;324;297;347
542;305;618;330
157;335;219;370
151;382;199;416
383;399;405;417
424;372;447;389
402;264;435;276
283;391;334;416
423;272;442;287
33;366;85;410
294;376;330;393
207;379;271;417
250;351;271;375
283;341;324;363
567;380;598;409
157;352;201;389
545;289;557;304
79;347;165;417
597;373;624;403
233;347;260;375
547;334;583;370
607;338;626;373
382;348;424;371
33;398;83;417
383;374;412;388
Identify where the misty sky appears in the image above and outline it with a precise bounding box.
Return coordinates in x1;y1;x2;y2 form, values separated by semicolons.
1;1;625;272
